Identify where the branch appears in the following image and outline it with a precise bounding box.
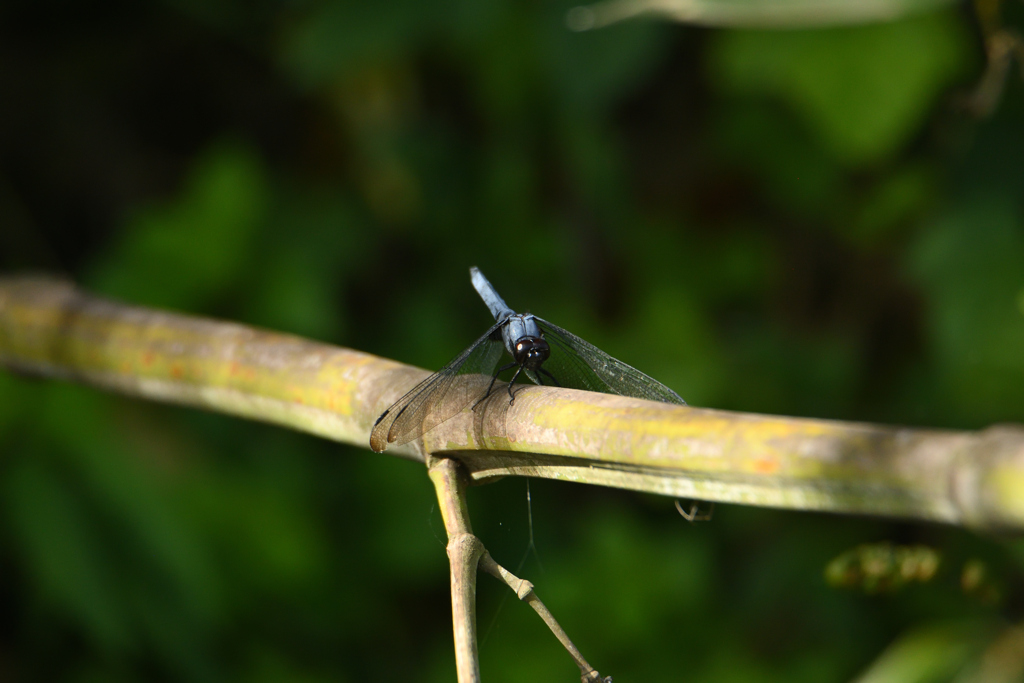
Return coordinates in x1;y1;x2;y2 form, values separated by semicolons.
0;275;425;462
564;0;953;31
477;552;608;682
428;457;482;683
3;276;1024;529
429;457;609;683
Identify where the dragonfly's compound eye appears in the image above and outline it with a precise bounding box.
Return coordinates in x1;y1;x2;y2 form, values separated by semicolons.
514;337;550;368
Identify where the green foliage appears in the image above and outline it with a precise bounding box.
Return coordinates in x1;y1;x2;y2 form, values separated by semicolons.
909;195;1024;424
853;621;994;683
89;142;270;311
825;543;940;593
712;12;972;165
2;0;1024;680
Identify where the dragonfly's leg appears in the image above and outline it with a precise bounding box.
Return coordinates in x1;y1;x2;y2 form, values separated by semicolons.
487;362;517;398
507;365;524;404
538;367;560;387
473;362;517;409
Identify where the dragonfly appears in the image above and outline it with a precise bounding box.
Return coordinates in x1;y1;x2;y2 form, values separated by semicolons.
369;267;685;452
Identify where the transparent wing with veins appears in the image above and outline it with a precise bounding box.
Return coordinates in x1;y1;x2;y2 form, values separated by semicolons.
369;320;506;452
532;317;686;404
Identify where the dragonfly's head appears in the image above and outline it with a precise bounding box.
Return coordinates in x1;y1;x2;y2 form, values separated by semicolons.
514;336;550;369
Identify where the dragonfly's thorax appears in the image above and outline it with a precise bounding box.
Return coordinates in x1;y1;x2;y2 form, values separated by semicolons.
502;314;549;369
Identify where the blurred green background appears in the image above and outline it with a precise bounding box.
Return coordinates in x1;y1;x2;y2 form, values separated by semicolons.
2;0;1024;681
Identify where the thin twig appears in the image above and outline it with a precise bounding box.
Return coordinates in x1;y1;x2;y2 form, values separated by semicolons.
448;533;485;683
428;457;481;683
675;499;715;522
479;551;610;683
565;0;952;31
428;457;608;682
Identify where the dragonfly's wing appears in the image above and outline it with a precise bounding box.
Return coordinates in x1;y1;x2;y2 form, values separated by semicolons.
534;317;685;405
369;321;507;452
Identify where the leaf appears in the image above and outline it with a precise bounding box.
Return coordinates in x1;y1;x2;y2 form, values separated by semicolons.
852;621;992;683
710;11;971;165
89;140;269;310
907;194;1024;424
